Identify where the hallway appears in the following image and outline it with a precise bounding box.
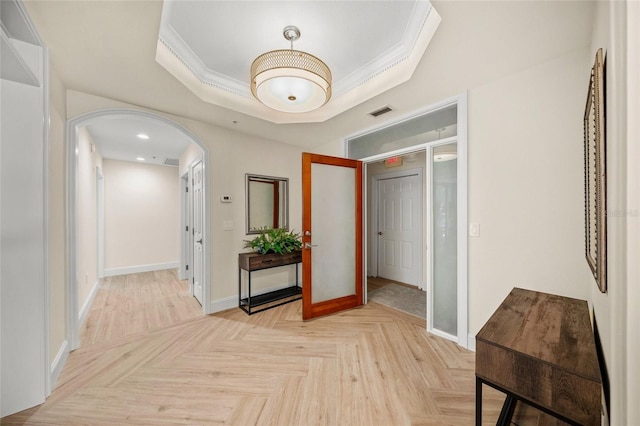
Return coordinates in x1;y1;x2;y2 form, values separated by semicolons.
80;269;203;347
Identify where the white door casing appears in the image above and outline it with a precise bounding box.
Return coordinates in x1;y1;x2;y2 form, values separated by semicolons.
377;173;423;287
191;159;204;306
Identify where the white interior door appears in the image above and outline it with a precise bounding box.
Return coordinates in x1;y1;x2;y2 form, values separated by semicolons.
97;167;105;278
191;160;204;305
180;173;191;281
377;174;422;286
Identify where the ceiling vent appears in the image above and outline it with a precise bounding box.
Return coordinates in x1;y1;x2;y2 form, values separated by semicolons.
164;158;179;167
369;106;393;118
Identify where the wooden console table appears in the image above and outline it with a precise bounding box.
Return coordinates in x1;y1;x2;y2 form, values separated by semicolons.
475;288;602;425
238;251;302;315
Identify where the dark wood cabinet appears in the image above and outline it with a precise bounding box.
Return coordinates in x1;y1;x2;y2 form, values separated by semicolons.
475;288;602;425
238;251;302;315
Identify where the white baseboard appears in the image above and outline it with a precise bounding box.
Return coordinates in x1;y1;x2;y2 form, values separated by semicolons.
209;295;237;313
78;279;100;325
467;334;476;352
104;261;179;277
50;339;69;390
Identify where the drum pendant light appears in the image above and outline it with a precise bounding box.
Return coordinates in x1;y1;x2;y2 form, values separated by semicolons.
251;26;331;113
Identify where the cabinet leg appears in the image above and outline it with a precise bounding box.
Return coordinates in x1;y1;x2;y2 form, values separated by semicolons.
497;394;517;426
476;377;482;426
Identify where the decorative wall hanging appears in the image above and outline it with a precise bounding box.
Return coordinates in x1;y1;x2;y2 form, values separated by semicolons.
583;48;607;293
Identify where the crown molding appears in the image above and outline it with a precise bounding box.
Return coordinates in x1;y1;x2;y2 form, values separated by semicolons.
155;1;440;124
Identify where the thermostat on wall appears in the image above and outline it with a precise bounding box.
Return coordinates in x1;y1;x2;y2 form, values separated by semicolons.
220;195;232;203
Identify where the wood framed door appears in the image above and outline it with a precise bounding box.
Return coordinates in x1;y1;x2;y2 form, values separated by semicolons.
302;153;363;320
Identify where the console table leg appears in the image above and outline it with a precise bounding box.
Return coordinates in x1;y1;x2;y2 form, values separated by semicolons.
497;394;517;426
476;377;482;426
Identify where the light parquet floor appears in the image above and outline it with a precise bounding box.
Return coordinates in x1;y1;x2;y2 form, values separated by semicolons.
80;269;203;347
4;271;561;425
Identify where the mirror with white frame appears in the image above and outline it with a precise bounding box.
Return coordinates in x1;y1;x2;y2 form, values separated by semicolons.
245;174;289;234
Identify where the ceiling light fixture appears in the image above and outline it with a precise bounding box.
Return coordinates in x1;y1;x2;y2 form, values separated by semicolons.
136;157;145;161
250;25;331;113
137;133;150;140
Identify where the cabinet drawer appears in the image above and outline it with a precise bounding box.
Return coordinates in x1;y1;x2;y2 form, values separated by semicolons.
239;251;302;271
249;255;284;269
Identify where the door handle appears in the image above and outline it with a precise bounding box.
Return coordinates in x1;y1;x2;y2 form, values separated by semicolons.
377;231;383;236
304;242;318;249
196;239;203;244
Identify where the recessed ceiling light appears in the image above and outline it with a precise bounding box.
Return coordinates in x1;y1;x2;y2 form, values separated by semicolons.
136;157;145;161
137;133;150;140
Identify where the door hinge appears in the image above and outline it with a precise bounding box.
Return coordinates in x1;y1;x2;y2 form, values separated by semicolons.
185;187;189;193
186;265;189;271
186;226;189;232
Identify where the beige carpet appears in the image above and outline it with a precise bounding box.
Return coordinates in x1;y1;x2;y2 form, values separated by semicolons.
368;283;426;319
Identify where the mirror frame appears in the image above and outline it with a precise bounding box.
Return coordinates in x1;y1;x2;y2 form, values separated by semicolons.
583;48;606;293
245;173;289;235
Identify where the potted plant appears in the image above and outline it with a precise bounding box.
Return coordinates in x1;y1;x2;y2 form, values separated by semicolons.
243;227;302;255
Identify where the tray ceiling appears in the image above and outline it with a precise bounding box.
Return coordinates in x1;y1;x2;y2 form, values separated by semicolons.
157;0;441;123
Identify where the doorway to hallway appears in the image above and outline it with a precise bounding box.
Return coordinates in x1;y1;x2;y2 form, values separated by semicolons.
67;109;211;351
366;152;426;320
348;94;468;347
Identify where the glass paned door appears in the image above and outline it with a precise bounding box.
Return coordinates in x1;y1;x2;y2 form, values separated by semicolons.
430;143;458;336
302;153;363;320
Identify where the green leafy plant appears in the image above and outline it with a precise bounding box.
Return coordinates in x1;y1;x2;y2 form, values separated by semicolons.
243;227;302;255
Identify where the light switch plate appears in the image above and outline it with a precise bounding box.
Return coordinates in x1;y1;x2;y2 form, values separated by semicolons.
469;223;480;237
223;220;233;231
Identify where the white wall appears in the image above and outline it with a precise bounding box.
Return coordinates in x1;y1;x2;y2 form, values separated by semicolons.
187;117;304;300
589;1;640;423
76;127;102;313
103;159;179;273
467;49;591;332
179;142;202;176
625;4;640;423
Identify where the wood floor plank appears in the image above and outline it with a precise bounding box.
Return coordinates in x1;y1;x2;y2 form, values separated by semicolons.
3;270;547;425
80;269;202;347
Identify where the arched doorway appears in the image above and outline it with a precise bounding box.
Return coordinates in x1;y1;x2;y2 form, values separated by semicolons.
66;109;211;350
